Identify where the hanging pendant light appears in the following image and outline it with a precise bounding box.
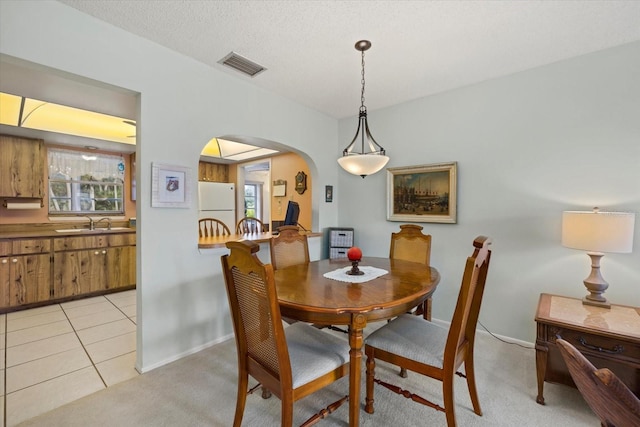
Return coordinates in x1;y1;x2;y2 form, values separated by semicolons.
338;40;389;178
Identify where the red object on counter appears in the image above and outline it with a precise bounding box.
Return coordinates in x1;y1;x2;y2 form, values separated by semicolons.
347;246;362;261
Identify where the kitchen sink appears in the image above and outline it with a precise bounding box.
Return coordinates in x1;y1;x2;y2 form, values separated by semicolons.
55;227;131;233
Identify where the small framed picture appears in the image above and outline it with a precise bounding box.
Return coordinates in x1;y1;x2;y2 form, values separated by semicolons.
387;162;457;223
325;185;333;203
151;163;192;208
273;179;287;197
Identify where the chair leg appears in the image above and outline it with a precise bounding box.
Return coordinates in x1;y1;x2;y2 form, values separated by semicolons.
399;367;408;378
365;347;376;414
464;353;482;415
261;386;272;399
281;395;293;427
234;372;249;427
443;376;457;427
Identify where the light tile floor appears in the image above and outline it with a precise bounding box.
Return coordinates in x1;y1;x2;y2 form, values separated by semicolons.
0;290;138;427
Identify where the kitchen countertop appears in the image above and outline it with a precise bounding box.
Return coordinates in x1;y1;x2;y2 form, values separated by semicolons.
198;231;322;249
1;228;320;246
0;227;136;239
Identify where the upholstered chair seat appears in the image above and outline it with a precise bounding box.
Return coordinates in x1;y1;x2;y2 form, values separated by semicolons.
365;314;447;368
286;322;349;388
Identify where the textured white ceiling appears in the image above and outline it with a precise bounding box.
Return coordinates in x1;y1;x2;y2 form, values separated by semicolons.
57;1;640;119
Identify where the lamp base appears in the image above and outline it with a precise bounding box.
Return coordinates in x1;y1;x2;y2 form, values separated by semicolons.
581;252;611;309
582;296;611;309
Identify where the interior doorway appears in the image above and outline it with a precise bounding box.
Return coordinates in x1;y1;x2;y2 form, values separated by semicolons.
238;160;271;230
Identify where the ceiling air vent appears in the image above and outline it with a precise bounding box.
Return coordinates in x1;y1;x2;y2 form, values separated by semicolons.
218;52;266;77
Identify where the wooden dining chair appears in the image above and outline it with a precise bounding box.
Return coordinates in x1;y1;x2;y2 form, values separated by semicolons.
365;236;492;427
236;216;266;234
270;225;310;270
221;240;350;427
390;224;432;319
198;218;231;238
556;337;640;427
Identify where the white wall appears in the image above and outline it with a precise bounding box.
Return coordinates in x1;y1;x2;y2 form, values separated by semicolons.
1;2;638;369
0;1;340;371
337;41;640;342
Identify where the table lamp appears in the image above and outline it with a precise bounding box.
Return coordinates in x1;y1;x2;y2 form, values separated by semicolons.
562;208;635;308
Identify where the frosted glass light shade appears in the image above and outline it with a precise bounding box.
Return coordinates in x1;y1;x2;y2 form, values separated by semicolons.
338;154;390;177
562;210;635;253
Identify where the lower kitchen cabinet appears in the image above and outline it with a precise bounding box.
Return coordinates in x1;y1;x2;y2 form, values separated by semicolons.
108;245;136;289
0;232;135;312
53;249;107;298
53;233;136;299
1;253;52;308
1;238;52;310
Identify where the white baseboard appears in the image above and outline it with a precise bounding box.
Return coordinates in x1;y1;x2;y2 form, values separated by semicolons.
431;317;534;349
137;333;234;373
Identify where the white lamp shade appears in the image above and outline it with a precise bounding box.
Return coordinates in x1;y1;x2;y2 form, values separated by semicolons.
562;210;635;253
338;154;390;177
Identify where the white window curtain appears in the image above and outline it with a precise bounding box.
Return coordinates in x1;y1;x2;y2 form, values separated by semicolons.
48;148;125;214
48;148;124;182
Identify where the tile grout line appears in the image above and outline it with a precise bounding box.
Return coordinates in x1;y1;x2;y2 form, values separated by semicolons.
60;294;137;387
4;292;137;426
60;298;109;389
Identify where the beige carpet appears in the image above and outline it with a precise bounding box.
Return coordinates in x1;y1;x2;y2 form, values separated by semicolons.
18;323;598;426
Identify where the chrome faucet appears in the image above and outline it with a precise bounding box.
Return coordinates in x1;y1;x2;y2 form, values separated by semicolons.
83;215;95;230
95;217;112;230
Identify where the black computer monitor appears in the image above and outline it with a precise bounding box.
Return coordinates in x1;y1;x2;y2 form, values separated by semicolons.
283;201;300;226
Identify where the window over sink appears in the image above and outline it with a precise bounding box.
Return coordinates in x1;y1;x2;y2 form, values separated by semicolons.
48;148;125;214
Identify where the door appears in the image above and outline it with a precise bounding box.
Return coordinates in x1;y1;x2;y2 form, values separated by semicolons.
54;250;106;298
9;254;51;306
0;256;11;309
107;246;136;289
0;136;45;198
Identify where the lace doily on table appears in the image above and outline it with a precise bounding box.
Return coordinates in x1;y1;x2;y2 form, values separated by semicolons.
323;266;388;283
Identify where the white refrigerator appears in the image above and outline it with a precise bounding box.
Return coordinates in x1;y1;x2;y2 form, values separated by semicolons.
198;182;236;230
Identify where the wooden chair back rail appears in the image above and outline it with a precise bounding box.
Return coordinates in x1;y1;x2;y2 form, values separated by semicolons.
236;217;266;234
365;236;492;427
270;225;310;271
390;224;432;321
556;338;640;427
198;218;231;238
389;224;432;265
221;240;349;426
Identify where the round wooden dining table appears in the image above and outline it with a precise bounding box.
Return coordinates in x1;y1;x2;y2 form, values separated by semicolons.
273;257;440;427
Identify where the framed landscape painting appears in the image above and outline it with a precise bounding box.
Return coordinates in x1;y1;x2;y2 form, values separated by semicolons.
387;162;457;223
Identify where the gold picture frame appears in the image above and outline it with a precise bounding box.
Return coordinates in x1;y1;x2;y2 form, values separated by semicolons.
387;162;457;223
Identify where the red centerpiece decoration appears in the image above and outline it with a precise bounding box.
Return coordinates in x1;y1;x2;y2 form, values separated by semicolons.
347;246;362;261
346;247;364;275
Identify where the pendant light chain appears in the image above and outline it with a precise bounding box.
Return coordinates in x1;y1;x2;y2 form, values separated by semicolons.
337;39;390;178
360;49;366;113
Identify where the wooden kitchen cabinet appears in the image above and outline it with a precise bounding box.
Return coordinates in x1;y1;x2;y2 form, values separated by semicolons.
0;240;10;307
107;245;136;289
53;232;135;298
0;238;52;310
109;233;136;289
0;135;45;198
0;231;135;313
198;161;229;182
53;249;107;298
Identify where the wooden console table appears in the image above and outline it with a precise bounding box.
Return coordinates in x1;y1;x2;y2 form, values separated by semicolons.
535;293;640;404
